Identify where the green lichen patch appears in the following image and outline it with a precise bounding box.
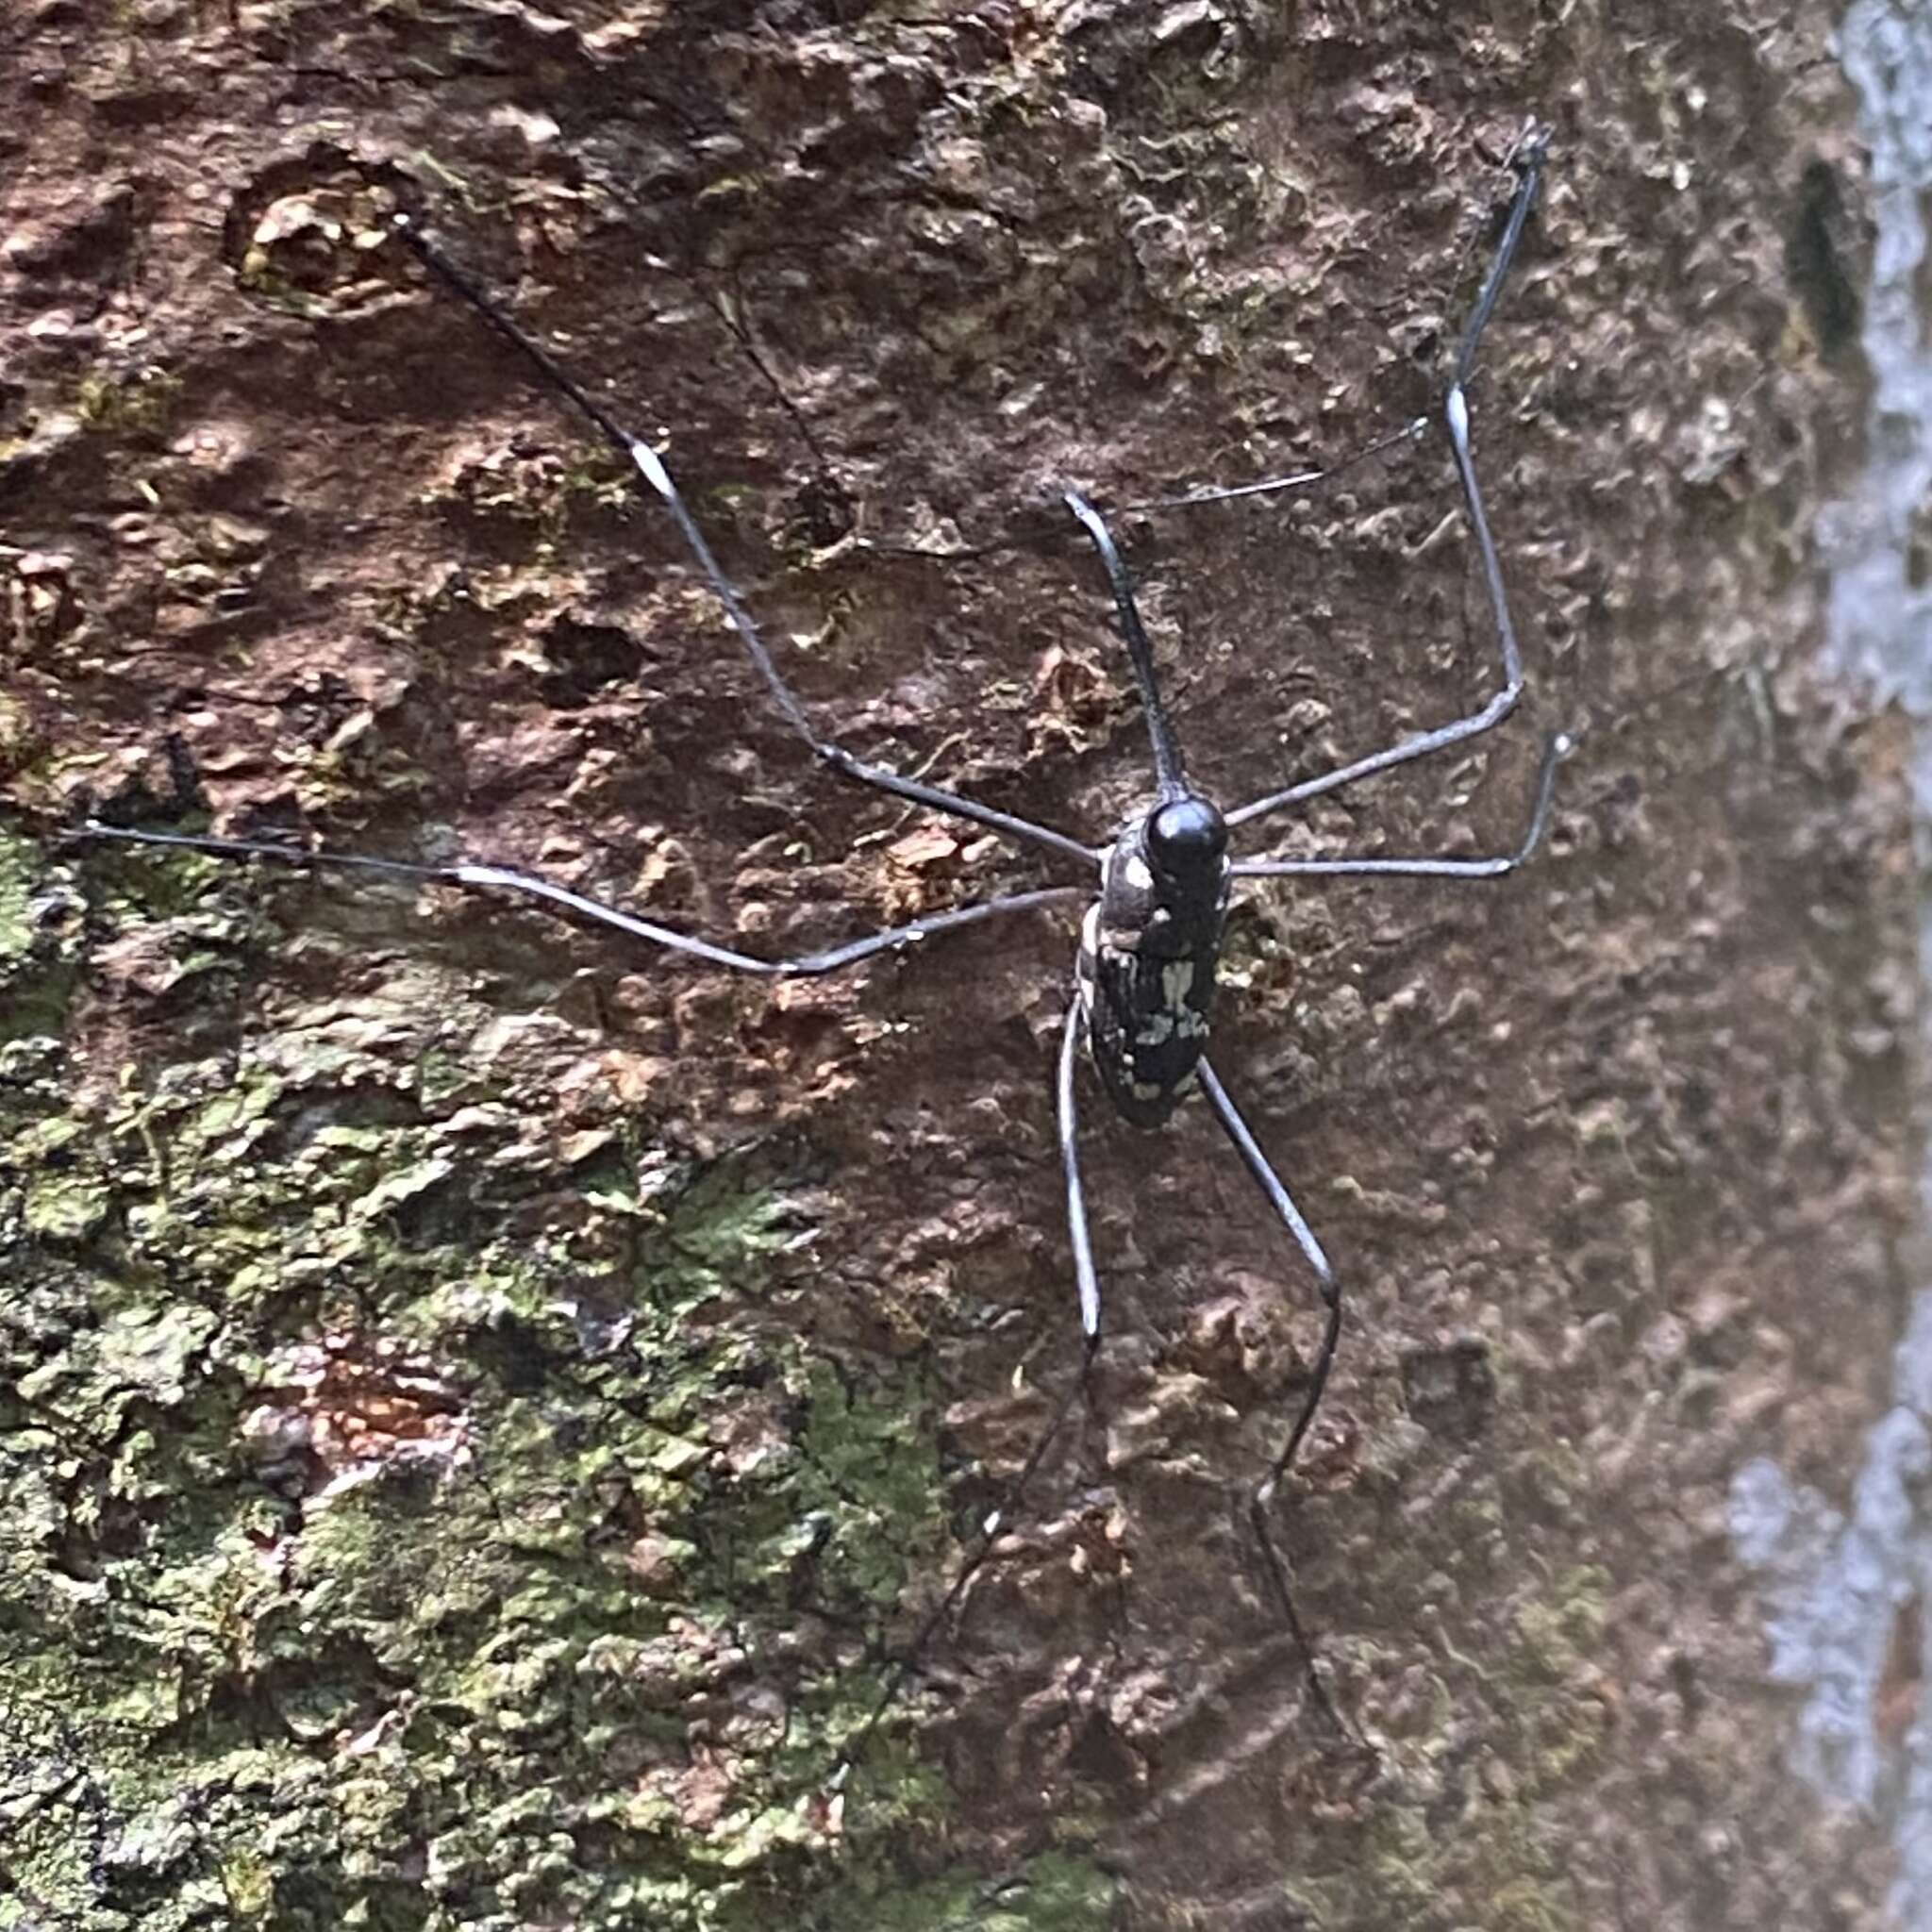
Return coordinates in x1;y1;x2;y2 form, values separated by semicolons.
0;828;36;967
0;849;1094;1929
793;1848;1117;1932
0;826;84;1041
1300;1562;1615;1932
72;366;183;442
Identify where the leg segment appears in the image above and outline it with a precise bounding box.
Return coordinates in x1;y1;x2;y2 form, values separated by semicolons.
1226;129;1549;835
1063;491;1189;798
853;417;1428;563
830;992;1104;1784
1058;985;1104;1341
1232;729;1567;880
1115;415;1428;514
76;822;1082;978
1196;1058;1350;1737
388;214;1098;872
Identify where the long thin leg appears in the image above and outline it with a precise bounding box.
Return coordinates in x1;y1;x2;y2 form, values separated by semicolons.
1233;729;1567;879
1063;491;1189;798
1114;415;1428;515
852;417;1429;563
830;992;1103;1784
386;213;1098;872
1058;990;1104;1342
1196;1058;1349;1738
1226;128;1549;835
76;822;1083;978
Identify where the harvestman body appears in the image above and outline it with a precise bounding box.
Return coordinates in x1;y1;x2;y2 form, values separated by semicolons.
79;130;1565;1774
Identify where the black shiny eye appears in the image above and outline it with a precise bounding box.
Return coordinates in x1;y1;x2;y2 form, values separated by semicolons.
1146;797;1227;872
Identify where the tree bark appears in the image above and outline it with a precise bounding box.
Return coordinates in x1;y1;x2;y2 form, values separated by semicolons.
1;4;1909;1928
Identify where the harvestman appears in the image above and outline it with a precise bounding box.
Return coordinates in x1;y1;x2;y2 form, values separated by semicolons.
80;130;1565;1774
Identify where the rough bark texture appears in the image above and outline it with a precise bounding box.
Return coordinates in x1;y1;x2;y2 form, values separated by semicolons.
0;4;1913;1929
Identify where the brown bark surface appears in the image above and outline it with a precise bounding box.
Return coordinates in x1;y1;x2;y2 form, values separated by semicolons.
1;4;1911;1929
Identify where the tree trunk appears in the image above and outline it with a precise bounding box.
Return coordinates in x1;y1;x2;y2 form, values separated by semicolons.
1;4;1911;1928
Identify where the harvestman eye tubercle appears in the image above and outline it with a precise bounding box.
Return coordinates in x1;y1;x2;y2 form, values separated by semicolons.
75;126;1567;1782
